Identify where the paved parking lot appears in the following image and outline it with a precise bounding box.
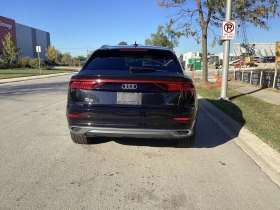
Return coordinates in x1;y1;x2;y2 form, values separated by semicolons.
1;75;280;210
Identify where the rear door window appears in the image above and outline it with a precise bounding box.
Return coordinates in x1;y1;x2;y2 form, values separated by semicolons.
83;49;181;73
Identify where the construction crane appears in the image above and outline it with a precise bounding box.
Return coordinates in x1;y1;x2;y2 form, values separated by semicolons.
239;21;255;55
238;21;259;66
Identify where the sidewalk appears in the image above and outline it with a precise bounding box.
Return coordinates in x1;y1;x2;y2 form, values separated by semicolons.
208;77;280;105
228;81;280;105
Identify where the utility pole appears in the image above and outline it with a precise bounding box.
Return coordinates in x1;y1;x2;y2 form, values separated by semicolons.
219;0;232;101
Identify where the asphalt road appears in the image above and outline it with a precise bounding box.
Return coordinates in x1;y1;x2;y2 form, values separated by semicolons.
1;75;280;210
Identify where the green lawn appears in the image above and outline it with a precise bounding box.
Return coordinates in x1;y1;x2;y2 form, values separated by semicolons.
0;68;78;79
195;79;280;152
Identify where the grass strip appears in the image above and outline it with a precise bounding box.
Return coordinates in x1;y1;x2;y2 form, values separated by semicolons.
195;79;280;152
0;68;77;79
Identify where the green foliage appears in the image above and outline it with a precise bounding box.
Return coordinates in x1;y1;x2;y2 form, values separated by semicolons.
156;0;280;83
0;64;8;69
61;53;72;65
145;25;179;49
71;58;82;66
87;51;95;59
0;69;78;79
195;78;280;152
76;55;86;61
0;63;21;69
118;41;128;45
17;57;31;68
56;50;63;63
29;58;46;69
1;32;21;64
45;46;57;62
1;49;10;64
157;0;280;45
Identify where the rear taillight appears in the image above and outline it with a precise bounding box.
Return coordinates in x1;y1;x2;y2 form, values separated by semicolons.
154;82;195;92
69;79;195;92
174;117;190;121
67;113;85;118
167;82;195;92
70;81;93;90
69;79;103;90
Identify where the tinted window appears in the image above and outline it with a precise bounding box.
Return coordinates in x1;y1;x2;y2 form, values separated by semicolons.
84;49;180;72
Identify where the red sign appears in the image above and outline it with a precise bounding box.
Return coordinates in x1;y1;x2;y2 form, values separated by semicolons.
224;22;234;33
0;16;17;53
222;20;236;40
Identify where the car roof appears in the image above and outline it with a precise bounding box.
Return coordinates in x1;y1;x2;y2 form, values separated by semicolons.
99;45;174;52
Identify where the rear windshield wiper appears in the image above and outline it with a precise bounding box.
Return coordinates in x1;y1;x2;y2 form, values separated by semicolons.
129;67;167;72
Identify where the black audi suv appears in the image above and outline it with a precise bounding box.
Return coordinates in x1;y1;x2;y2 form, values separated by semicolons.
66;45;198;147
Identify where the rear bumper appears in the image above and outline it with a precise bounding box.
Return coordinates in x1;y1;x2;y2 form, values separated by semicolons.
69;126;193;139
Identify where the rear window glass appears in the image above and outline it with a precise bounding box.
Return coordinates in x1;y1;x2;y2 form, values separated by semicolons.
83;49;180;72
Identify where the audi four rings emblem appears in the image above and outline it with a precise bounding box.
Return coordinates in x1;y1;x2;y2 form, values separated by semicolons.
121;84;137;89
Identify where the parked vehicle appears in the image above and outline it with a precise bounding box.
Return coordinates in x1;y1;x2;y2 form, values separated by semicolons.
66;45;198;147
262;56;275;63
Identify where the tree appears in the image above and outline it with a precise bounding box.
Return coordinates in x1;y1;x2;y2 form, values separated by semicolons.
87;51;95;59
71;58;82;66
76;55;86;61
56;50;63;63
0;48;9;64
29;58;45;69
118;41;127;45
61;53;72;66
45;46;57;63
1;32;21;64
145;25;179;49
156;0;280;83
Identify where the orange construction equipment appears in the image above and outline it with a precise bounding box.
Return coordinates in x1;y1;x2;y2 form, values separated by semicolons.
214;70;218;78
202;76;222;89
191;71;194;79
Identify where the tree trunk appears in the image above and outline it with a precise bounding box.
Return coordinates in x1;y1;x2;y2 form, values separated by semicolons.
201;26;208;84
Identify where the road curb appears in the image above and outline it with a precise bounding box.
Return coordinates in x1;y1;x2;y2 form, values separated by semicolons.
0;72;76;84
198;95;280;187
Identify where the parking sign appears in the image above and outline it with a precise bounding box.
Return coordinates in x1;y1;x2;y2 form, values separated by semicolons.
222;21;236;40
36;46;41;52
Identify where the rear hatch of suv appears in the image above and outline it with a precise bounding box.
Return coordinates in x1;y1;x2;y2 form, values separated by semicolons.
67;48;197;129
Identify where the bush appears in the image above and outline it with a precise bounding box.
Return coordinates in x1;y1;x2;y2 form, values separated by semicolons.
0;64;8;69
29;58;46;69
45;59;55;66
0;63;21;69
43;66;53;70
18;57;31;68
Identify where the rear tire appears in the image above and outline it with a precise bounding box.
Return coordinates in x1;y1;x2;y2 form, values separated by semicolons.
176;125;196;148
70;132;92;144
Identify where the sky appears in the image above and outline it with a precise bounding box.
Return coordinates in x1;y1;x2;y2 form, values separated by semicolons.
1;0;280;57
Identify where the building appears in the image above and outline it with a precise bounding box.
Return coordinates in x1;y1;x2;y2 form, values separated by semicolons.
233;43;275;57
0;15;50;60
182;52;200;67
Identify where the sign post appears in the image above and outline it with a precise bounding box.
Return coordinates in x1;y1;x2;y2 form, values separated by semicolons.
273;42;280;88
219;0;235;101
36;46;41;74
